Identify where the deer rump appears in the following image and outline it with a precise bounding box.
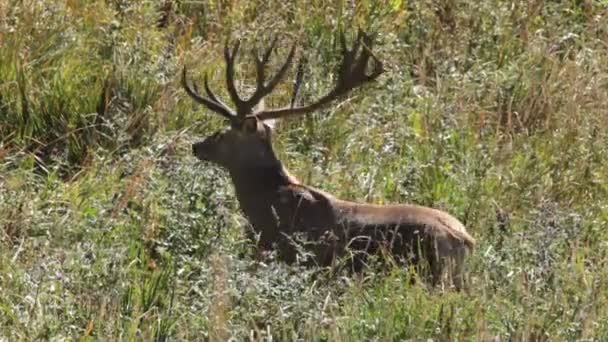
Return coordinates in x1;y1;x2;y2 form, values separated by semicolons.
267;184;473;288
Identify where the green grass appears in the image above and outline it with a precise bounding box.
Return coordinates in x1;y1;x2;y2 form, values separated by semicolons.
1;0;608;340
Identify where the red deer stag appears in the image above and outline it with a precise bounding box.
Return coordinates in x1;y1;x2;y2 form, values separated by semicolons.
183;31;475;289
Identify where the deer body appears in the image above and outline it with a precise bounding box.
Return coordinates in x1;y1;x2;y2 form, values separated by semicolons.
200;136;473;288
185;31;474;289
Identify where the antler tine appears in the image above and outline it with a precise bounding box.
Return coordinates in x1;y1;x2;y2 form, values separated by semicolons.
182;66;235;120
241;40;297;115
259;42;297;97
253;36;282;91
352;31;372;78
338;32;355;81
290;56;306;108
224;40;246;112
250;37;278;100
262;36;278;64
203;74;234;110
354;31;384;82
254;30;383;121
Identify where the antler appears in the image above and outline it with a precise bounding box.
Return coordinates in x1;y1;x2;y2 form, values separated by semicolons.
182;30;382;122
182;66;236;120
254;30;383;121
225;38;297;117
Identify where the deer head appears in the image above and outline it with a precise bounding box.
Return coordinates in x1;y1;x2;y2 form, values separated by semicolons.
184;30;384;172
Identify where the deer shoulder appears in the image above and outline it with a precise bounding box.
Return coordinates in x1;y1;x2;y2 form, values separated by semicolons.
272;184;337;236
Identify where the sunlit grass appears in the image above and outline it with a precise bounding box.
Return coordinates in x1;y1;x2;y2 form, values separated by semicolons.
1;0;608;339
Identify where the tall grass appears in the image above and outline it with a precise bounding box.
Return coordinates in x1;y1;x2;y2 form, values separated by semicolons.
1;0;608;339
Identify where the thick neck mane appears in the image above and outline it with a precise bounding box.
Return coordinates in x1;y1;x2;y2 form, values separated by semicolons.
227;161;302;247
229;162;300;196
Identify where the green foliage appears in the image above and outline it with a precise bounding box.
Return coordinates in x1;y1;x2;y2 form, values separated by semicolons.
1;0;608;339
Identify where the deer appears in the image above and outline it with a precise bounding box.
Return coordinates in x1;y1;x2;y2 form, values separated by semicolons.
182;30;475;290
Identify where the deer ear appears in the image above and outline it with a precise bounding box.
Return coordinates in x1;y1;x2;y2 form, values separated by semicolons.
263;118;277;130
242;117;258;133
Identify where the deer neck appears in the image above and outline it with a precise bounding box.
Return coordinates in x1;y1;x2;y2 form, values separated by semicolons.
230;162;298;196
228;162;300;236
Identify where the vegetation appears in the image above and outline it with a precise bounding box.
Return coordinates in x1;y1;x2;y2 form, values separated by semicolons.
1;0;607;340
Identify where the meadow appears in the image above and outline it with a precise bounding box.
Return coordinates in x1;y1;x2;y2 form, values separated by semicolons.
1;0;607;340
